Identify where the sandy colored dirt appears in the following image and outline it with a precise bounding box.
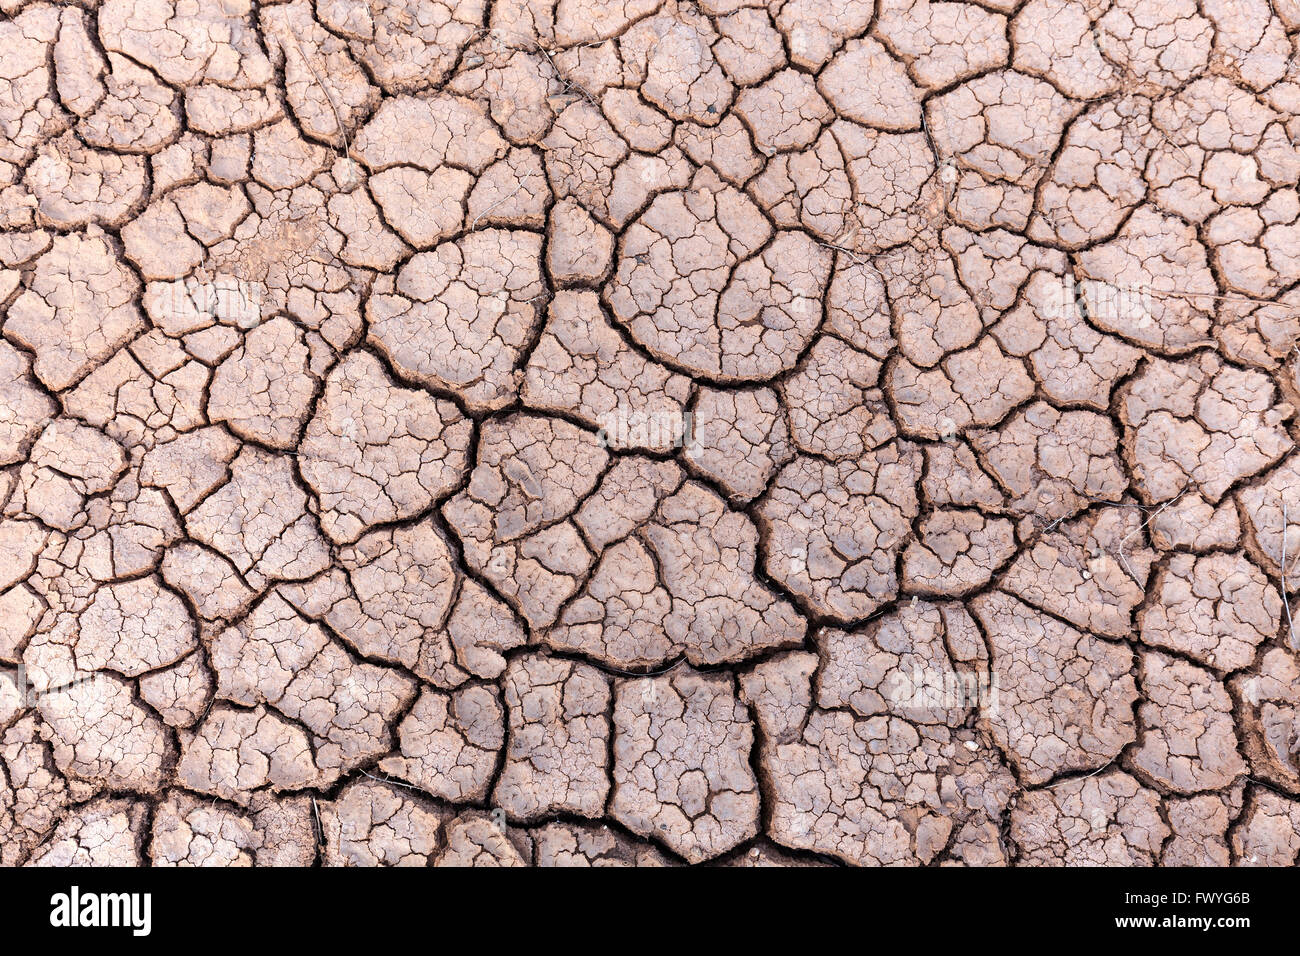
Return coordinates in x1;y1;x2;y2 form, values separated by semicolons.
1;0;1299;867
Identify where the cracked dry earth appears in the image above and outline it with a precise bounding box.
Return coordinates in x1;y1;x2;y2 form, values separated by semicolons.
4;0;1300;871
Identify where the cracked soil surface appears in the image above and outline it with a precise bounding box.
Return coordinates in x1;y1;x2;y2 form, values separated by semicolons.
2;0;1300;867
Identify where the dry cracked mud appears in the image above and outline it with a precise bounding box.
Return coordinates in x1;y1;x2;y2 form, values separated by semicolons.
2;0;1300;868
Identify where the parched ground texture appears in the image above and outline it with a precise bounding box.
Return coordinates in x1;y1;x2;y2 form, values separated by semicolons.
2;0;1300;868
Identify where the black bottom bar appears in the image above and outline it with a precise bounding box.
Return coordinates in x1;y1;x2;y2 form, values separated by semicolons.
0;866;1278;946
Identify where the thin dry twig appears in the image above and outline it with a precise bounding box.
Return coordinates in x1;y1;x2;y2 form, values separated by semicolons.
1114;489;1188;582
360;769;422;791
282;21;351;157
1282;503;1298;650
469;178;530;230
1046;757;1116;789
